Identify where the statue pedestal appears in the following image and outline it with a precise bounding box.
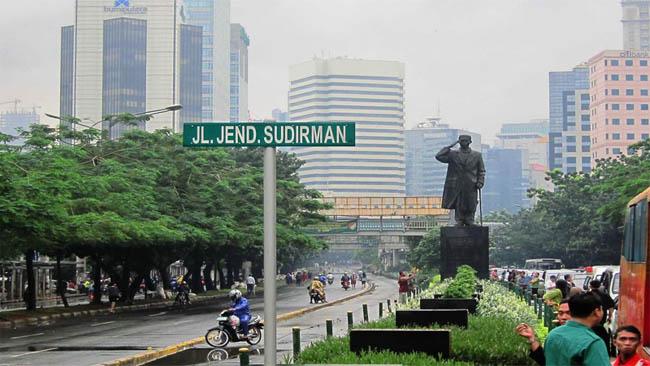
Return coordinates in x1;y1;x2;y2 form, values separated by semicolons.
440;226;489;279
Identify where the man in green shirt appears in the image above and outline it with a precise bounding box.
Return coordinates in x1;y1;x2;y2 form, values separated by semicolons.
544;292;610;365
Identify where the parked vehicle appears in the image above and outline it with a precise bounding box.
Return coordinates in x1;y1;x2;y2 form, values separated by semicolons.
524;258;563;271
205;309;263;348
617;186;650;360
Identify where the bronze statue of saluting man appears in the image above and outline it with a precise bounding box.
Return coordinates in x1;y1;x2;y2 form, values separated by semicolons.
435;135;486;227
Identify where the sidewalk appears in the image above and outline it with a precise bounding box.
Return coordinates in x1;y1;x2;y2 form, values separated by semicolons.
0;282;281;330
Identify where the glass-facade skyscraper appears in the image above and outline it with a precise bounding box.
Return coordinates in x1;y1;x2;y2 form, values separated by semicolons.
622;0;650;50
182;0;231;121
102;18;147;139
230;23;249;122
548;64;590;172
59;0;204;137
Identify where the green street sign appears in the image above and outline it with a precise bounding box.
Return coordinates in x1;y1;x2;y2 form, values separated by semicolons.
183;122;355;147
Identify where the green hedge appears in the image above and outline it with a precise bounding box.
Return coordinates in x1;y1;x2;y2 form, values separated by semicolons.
443;265;477;299
296;315;535;365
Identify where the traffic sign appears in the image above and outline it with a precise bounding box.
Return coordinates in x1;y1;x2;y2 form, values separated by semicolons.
183;122;355;147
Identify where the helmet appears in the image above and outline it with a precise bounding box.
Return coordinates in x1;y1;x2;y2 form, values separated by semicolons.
229;289;242;302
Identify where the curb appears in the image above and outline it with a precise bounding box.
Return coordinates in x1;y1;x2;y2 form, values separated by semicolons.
101;282;377;366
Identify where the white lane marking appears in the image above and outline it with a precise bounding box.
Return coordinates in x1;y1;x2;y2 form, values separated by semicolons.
148;311;167;317
10;347;57;358
10;332;44;340
90;321;116;327
172;319;193;326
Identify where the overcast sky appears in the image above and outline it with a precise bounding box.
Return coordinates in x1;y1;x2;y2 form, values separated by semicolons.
0;0;621;143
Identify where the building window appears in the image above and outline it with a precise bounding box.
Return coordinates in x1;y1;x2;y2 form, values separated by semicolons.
582;146;590;152
627;118;635;125
613;118;621;125
626;59;634;66
644;119;650;125
626;74;634;81
643;133;649;140
612;89;620;95
628;133;635;140
612;74;620;81
613;148;621;154
642;60;648;66
606;133;610;140
613;104;620;110
567;157;577;163
643;104;649;110
643;75;650;81
566;146;576;152
613;133;621;140
627;104;635;110
582;157;591;164
626;89;634;96
611;60;620;66
605;74;609;81
581;124;590;131
642;89;649;96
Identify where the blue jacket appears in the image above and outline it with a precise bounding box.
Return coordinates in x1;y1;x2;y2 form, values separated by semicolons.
232;297;251;321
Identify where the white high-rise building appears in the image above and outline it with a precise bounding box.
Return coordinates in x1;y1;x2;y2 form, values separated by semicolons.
289;58;405;196
230;23;249;122
622;0;650;50
60;0;204;138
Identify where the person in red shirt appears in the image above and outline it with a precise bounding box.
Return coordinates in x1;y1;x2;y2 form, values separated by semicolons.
612;325;650;366
397;271;413;304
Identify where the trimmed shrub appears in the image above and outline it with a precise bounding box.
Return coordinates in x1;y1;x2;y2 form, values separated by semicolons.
443;265;477;299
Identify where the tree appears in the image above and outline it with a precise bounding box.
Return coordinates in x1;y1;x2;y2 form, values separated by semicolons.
407;226;441;271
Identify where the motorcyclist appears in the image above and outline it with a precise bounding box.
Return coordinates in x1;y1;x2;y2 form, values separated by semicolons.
341;272;350;287
177;279;191;304
319;273;328;286
308;276;326;303
327;272;334;284
227;289;251;339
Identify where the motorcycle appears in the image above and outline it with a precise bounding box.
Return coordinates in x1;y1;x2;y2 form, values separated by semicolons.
205;309;263;348
341;279;350;291
309;288;325;303
327;274;334;285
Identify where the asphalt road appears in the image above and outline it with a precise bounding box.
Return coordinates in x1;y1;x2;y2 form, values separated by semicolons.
146;275;398;365
0;275;398;366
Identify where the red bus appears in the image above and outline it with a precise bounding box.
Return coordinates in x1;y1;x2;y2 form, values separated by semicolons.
618;187;650;358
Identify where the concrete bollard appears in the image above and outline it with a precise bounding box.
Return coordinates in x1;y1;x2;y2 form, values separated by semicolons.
326;319;333;337
362;304;369;322
347;311;354;330
387;299;392;313
239;348;250;366
292;327;300;359
379;302;383;318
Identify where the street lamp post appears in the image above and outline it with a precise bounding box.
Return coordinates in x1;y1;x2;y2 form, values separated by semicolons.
45;104;183;139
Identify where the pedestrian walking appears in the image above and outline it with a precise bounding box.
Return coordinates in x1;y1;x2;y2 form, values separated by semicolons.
543;278;569;310
108;282;120;314
589;279;616;354
246;274;256;297
543;292;610;365
351;273;357;289
361;271;368;289
398;271;413;304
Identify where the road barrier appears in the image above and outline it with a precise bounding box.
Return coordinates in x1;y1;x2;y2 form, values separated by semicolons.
362;304;369;322
378;302;383;318
347;311;354;330
239;347;249;366
326;319;333;337
292;327;301;359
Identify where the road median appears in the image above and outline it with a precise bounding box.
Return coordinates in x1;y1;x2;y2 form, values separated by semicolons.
101;282;376;366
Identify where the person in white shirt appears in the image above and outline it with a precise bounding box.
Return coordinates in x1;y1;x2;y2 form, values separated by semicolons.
246;275;256;296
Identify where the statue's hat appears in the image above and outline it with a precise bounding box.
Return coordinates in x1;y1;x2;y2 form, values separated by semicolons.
458;134;472;140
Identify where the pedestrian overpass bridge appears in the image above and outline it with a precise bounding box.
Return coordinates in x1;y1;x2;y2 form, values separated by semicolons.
304;196;450;267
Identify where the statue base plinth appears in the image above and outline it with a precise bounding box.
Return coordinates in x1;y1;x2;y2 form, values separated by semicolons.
440;226;489;279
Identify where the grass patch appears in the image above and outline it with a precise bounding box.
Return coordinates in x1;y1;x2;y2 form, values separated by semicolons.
296;315;535;366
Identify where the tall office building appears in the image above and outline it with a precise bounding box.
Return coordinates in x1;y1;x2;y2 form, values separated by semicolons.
496;120;550;188
271;108;289;122
60;0;203;138
548;64;591;173
405;117;481;196
622;0;650;50
229;23;249;122
182;0;231;121
588;50;650;162
482;147;529;214
289;57;405;196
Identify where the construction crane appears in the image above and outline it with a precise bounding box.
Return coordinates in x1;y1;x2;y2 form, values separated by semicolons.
0;99;21;113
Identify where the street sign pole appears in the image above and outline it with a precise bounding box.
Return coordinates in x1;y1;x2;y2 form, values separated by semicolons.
263;147;276;366
183;121;355;365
